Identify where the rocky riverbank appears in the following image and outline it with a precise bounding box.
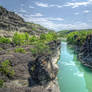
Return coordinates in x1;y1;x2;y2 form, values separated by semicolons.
69;34;92;68
78;34;92;68
0;6;61;92
0;40;61;92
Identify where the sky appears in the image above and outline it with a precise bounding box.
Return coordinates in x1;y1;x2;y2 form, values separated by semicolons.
0;0;92;31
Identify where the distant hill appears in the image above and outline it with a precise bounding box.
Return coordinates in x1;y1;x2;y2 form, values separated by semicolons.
58;29;92;37
0;6;53;36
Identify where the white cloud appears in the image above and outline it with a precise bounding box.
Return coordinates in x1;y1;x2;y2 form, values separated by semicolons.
83;10;90;13
35;2;62;8
35;2;48;7
35;0;92;8
64;0;92;8
64;2;89;8
22;14;90;31
30;13;43;17
29;6;34;9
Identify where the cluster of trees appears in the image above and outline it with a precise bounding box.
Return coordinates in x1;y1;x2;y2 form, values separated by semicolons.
67;30;92;46
12;32;57;45
30;32;57;55
0;31;58;55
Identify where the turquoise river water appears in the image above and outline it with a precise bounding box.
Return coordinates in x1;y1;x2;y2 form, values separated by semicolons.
57;42;92;92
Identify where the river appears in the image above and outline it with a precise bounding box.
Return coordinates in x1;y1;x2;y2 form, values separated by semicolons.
57;42;92;92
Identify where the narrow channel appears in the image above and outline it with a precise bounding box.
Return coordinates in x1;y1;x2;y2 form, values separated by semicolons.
57;42;92;92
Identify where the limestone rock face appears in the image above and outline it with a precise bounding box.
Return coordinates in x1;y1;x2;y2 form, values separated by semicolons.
0;40;61;92
28;40;61;85
0;6;52;36
79;34;92;67
0;6;25;31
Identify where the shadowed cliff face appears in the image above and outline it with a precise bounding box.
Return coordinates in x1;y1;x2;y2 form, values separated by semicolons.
28;40;61;86
79;34;92;68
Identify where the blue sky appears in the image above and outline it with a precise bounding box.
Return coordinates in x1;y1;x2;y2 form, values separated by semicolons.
0;0;92;31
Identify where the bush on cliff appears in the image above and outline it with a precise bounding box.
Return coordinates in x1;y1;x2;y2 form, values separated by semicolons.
0;79;4;88
14;48;26;53
0;60;15;77
12;32;29;45
30;41;50;56
29;35;38;44
12;32;57;45
0;37;11;44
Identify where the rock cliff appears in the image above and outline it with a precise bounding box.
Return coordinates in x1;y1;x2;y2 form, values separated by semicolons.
0;6;52;36
0;40;61;92
0;6;61;92
79;34;92;68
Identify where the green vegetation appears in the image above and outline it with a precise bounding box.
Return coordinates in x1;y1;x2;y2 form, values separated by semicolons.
58;30;70;38
66;30;92;46
12;31;57;44
12;32;29;45
0;60;15;77
0;79;4;88
0;37;11;44
29;36;38;44
0;31;58;55
40;32;58;42
14;48;26;53
12;31;58;55
30;32;57;55
30;41;50;55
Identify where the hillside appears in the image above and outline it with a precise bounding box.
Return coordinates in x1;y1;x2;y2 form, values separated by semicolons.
0;6;52;36
0;6;60;92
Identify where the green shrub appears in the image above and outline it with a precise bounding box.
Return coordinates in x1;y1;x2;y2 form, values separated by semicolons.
29;36;38;44
0;60;15;77
0;79;4;88
0;37;11;44
40;33;46;40
12;32;58;46
25;32;29;41
30;41;50;55
12;32;29;45
40;32;58;42
14;48;26;53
